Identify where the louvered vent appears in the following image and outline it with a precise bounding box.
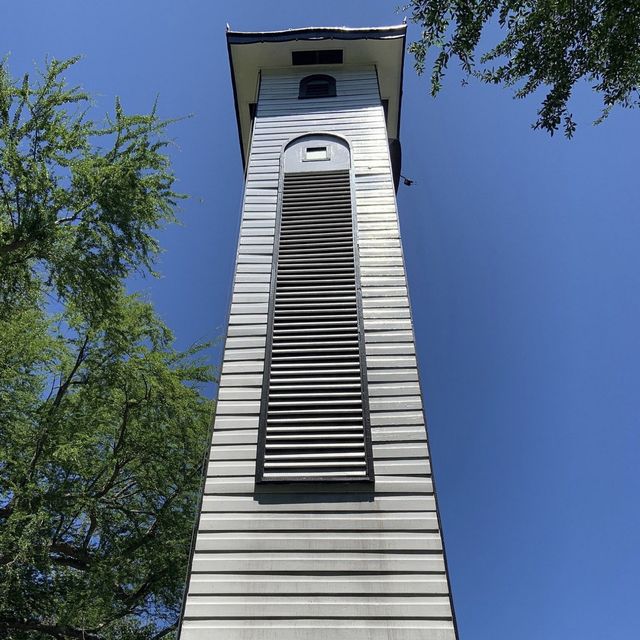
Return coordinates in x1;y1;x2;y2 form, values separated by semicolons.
257;170;373;483
298;75;337;99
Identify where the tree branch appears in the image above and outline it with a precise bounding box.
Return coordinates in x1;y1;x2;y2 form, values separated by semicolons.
51;333;90;409
0;236;30;257
82;511;98;553
23;333;91;485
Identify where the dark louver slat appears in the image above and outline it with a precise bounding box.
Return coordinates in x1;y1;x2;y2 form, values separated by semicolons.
257;169;373;483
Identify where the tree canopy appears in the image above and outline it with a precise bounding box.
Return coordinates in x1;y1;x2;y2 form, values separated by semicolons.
406;1;640;136
0;56;180;317
0;293;213;640
0;57;214;640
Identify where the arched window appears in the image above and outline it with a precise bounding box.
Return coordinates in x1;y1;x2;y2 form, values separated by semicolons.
298;74;336;99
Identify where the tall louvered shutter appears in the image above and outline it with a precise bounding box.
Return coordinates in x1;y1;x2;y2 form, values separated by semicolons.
257;169;373;483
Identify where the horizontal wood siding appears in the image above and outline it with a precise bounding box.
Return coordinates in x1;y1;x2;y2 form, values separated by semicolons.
180;66;455;640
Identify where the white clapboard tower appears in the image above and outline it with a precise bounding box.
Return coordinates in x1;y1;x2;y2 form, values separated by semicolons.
178;24;458;640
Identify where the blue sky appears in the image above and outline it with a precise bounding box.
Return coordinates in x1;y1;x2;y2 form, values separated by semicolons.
3;2;640;638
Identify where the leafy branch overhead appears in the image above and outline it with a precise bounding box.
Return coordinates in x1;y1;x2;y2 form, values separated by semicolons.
406;1;640;136
0;56;182;317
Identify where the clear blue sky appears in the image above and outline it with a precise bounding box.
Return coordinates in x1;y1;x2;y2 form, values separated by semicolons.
3;2;640;638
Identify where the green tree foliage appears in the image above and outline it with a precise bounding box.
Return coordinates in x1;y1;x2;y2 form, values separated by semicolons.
0;58;214;639
406;1;640;136
0;56;179;316
0;294;213;639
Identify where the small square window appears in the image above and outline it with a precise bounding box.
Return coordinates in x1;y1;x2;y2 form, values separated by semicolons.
304;146;329;161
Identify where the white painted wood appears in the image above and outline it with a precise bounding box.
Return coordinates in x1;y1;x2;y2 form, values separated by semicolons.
371;427;428;444
220;360;264;374
199;494;438;512
217;387;262;401
207;443;431;464
188;574;450;595
224;336;266;349
181;623;455;640
370;411;425;426
364;319;413;332
367;355;418;369
213;416;259;430
234;272;271;282
223;348;266;362
190;551;445;573
366;368;419;383
363;307;411;319
367;343;416;356
360;267;405;276
218;374;263;387
231;293;269;304
227;314;268;325
236;260;271;274
229;303;269;315
207;458;429;477
373;443;429;460
184;596;451;618
370;396;423;411
233;282;271;293
196;513;440;533
236;254;272;264
226;324;268;337
368;382;421;396
210;430;257;447
179;61;455;639
208;460;256;476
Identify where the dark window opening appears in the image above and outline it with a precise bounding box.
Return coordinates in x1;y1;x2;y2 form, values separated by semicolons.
292;49;343;66
303;146;329;161
299;74;337;100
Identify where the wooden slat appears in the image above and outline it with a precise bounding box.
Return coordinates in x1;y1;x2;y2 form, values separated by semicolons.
198;494;437;513
194;532;442;551
188;574;450;595
183;595;452;619
181;623;455;640
196;512;440;532
191;551;446;574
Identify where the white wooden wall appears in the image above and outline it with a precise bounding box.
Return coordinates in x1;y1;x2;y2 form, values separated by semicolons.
179;66;456;640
